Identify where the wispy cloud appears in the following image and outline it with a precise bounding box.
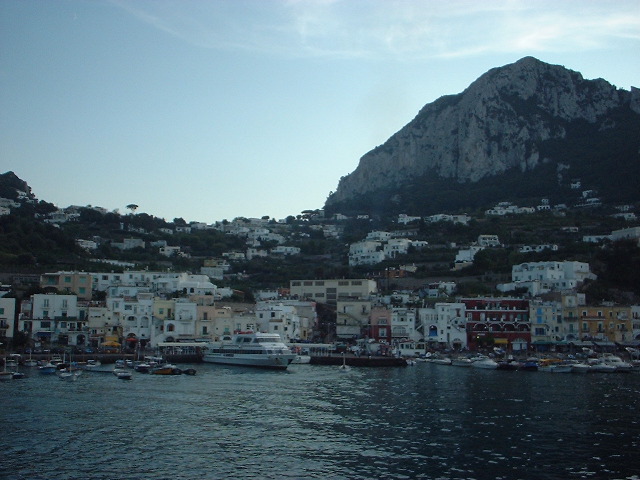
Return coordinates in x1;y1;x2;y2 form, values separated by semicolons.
112;0;640;59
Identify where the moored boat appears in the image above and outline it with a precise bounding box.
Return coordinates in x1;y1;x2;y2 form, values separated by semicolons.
150;364;182;375
291;354;311;364
451;357;474;367
429;356;452;365
38;362;57;375
589;361;617;373
115;370;132;380
538;359;573;373
570;362;591;373
519;359;539;371
471;357;498;369
497;360;520;371
203;331;297;370
600;354;633;372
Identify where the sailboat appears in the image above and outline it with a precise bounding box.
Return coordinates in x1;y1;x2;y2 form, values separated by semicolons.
338;354;351;372
58;351;82;381
24;351;38;367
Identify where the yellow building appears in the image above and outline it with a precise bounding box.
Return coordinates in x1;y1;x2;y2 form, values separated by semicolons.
578;304;632;343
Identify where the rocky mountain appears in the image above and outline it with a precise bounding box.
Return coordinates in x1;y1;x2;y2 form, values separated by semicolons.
325;57;640;216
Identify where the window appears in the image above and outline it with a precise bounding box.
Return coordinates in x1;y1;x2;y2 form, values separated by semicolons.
42;310;48;318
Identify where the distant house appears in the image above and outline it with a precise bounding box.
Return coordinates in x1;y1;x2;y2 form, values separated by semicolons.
477;235;500;247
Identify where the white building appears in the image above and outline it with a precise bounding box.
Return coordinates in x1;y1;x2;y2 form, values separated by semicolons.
366;231;392;242
0;297;16;340
508;261;596;292
270;246;301;256
418;303;467;348
477;235;500;247
391;308;419;342
455;246;484;263
383;238;411;258
349;240;385;266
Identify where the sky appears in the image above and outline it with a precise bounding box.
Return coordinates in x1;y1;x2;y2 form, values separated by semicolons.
1;1;639;223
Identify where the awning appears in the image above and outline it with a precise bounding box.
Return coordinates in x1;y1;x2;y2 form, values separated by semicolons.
494;338;508;344
102;341;121;347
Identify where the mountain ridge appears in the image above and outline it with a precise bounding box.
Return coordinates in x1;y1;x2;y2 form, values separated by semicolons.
325;57;640;216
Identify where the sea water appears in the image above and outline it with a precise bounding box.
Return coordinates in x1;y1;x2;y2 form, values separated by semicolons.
1;363;639;480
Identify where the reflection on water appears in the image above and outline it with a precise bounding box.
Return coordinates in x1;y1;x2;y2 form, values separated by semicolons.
2;363;640;479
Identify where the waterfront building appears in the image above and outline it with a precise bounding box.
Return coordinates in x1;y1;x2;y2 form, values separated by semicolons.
368;306;392;345
577;304;633;345
391;307;418;342
462;297;530;351
336;299;372;340
255;301;308;342
0;296;16;342
119;292;154;348
529;299;563;348
417;303;467;349
192;294;217;341
84;301;113;348
208;304;257;340
19;293;86;347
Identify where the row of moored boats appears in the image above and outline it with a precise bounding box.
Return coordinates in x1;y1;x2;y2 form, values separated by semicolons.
414;353;639;373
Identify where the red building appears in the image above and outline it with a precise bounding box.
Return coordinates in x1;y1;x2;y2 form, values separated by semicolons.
461;297;531;352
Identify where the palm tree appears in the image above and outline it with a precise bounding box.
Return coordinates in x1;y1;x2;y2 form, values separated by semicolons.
126;204;139;214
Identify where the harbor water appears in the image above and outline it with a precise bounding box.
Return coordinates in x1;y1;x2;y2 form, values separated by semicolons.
2;362;640;480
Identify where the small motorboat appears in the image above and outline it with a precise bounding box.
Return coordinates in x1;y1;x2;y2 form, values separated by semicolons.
116;371;133;380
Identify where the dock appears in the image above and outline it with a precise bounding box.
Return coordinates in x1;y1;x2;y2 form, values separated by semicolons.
310;354;407;367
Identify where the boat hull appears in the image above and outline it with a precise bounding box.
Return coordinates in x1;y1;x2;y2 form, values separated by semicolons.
203;353;295;370
472;359;498;369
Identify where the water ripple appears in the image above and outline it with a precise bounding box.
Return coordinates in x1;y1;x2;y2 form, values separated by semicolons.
2;364;640;479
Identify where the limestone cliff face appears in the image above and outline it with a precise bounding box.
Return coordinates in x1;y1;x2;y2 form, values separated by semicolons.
325;57;635;208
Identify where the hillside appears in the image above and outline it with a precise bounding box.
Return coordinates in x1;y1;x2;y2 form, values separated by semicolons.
324;57;640;216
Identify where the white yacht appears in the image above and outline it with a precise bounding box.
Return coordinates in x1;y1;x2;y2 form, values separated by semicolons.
600;354;633;372
203;332;297;370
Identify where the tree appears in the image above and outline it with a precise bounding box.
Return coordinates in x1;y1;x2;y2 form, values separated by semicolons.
126;204;139;214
